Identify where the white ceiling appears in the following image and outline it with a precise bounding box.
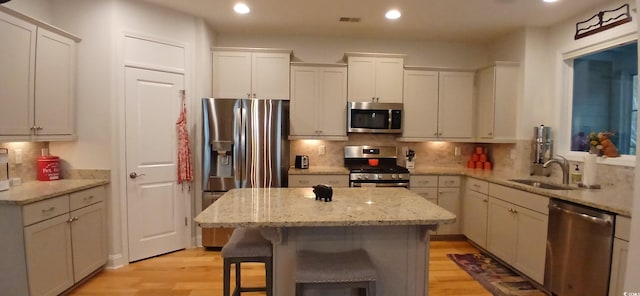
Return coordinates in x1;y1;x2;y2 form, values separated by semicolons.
140;0;615;42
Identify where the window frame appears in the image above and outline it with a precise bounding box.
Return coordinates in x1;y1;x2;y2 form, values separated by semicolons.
558;33;638;167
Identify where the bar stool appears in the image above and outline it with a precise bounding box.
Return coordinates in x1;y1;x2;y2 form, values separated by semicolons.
295;249;377;296
221;227;273;296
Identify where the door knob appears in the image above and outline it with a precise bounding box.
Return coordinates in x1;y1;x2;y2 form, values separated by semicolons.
129;172;145;179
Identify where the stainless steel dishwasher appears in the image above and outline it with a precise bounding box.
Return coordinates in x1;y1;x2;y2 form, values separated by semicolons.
544;199;615;296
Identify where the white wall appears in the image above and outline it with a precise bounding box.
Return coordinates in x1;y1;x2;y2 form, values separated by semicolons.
4;0;53;23
217;34;490;69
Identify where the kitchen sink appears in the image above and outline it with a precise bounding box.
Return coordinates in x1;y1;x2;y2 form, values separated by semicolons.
508;179;575;190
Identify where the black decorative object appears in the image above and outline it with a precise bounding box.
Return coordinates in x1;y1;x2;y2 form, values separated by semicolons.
313;184;333;202
575;3;633;40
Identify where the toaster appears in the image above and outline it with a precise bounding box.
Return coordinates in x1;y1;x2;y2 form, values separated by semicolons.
295;155;309;169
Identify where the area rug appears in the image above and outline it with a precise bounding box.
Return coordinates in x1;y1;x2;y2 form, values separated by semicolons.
447;253;548;296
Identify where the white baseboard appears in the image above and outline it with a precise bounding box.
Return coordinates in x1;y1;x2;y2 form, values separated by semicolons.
106;253;127;269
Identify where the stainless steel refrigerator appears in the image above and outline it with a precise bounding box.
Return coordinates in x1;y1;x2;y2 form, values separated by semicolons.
201;98;289;247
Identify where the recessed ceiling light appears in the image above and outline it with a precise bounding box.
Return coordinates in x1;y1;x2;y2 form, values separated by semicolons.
385;9;401;20
543;0;558;3
234;3;250;14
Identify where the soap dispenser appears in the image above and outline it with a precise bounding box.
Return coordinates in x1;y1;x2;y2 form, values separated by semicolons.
570;164;582;184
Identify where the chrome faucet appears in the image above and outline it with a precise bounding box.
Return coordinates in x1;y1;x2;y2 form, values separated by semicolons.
543;155;570;185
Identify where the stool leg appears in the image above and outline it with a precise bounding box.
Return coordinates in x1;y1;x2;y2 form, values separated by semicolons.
223;259;231;296
265;257;273;296
235;262;241;296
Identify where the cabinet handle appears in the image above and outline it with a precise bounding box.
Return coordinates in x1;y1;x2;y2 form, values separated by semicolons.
83;195;95;202
438;132;443;136
247;93;251;98
488;132;493;136
433;132;438;136
483;198;488;203
67;216;79;223
41;207;55;213
299;180;310;184
473;184;481;188
252;93;256;98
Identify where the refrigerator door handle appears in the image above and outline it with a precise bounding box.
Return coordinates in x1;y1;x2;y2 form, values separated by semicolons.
234;100;244;188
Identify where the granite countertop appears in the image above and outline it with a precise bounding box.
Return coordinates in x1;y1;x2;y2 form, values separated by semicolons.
291;165;633;217
195;187;456;228
413;167;633;217
288;166;350;175
0;179;110;205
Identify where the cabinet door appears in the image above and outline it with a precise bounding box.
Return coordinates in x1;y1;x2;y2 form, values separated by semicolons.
410;188;438;201
487;197;517;263
463;189;488;248
476;67;495;139
70;202;107;281
403;70;439;138
212;51;251;98
492;64;518;141
374;57;404;103
438;72;474;138
437;188;461;234
0;12;36;137
290;66;318;136
252;52;290;99
347;57;376;100
513;205;548;283
318;67;347;136
34;27;76;136
609;238;629;296
24;214;73;296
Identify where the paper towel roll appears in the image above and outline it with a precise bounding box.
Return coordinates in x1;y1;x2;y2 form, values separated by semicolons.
583;154;598;186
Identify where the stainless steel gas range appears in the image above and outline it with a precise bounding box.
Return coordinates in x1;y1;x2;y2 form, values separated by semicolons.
344;146;410;188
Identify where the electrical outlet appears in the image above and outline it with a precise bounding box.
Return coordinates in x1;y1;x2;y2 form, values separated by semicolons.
454;146;461;156
14;149;23;164
318;145;326;155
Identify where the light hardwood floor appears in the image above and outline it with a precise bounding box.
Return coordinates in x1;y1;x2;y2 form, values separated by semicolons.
69;240;490;296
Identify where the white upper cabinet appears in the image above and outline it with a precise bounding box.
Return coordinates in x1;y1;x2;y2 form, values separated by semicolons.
212;48;291;99
0;8;79;141
345;53;405;103
403;70;439;138
0;11;36;138
475;62;519;142
401;69;474;140
290;64;347;139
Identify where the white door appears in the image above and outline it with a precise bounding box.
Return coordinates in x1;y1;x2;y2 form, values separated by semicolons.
125;67;187;262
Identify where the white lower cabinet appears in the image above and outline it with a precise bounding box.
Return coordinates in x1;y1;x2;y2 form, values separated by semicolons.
609;216;631;296
288;174;349;188
1;185;107;296
463;178;489;248
410;175;461;235
487;184;548;284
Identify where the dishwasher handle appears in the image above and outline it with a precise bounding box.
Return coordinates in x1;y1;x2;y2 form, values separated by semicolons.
549;203;613;226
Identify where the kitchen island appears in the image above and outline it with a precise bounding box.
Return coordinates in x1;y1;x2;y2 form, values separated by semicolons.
195;187;455;296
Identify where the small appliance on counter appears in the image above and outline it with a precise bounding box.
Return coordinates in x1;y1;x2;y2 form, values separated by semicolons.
531;125;552;176
295;155;309;169
0;148;9;191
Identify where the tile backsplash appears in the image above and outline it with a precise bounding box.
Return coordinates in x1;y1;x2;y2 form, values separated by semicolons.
290;136;635;192
0;142;110;182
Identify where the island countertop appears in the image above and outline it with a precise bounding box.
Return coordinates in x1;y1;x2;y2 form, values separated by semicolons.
195;187;456;228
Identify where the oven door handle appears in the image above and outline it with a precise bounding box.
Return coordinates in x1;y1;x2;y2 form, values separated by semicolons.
351;182;409;188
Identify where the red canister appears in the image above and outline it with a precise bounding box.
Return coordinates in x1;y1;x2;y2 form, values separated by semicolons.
37;156;60;181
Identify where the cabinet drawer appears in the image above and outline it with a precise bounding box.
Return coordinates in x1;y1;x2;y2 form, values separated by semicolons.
438;176;460;187
70;186;106;211
289;175;348;188
410;188;438;201
489;184;548;215
23;195;70;226
466;177;489;194
410;175;438;188
615;216;631;241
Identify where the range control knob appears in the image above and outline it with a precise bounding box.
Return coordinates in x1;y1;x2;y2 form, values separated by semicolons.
397;174;404;180
392;174;398;180
364;175;369;180
357;175;363;180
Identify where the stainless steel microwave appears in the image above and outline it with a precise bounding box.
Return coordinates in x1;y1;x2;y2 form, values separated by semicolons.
347;102;402;133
